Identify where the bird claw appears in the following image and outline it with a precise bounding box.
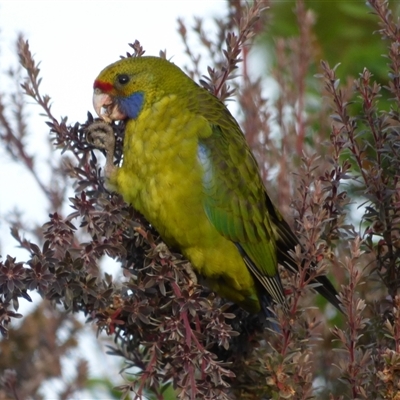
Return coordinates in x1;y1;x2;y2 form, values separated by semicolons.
182;262;198;286
86;120;116;153
86;120;118;180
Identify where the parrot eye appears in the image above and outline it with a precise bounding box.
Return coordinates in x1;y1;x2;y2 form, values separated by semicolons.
117;74;130;85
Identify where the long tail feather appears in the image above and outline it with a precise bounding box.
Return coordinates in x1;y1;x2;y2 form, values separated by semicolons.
265;194;342;311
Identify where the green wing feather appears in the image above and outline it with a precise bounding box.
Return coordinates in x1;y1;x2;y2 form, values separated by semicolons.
194;93;286;306
192;89;340;311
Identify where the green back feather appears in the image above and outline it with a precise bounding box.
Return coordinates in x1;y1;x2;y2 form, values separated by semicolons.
192;93;286;305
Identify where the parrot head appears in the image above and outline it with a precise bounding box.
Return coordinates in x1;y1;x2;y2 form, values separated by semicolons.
93;56;192;123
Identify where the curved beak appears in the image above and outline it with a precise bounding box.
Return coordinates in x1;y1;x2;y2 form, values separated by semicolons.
93;88;127;123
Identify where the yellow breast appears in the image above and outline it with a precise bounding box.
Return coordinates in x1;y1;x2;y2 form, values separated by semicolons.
112;95;259;312
116;95;206;245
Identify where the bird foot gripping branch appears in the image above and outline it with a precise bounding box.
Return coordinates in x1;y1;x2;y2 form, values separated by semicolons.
86;120;118;181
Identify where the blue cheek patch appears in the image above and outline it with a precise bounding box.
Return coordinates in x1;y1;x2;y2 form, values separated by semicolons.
119;92;144;119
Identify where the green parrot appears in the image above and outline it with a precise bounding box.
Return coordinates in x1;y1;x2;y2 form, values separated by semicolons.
91;56;341;314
